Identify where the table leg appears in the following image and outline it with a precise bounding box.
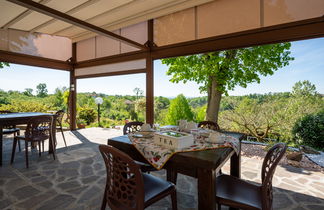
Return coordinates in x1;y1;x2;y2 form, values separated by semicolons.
0;126;3;166
197;168;216;210
167;168;178;184
229;142;241;210
230;141;241;178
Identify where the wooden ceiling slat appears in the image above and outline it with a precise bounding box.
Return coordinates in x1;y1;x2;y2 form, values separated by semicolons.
7;0;147;50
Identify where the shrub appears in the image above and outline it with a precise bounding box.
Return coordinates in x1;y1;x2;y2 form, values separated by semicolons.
292;111;324;149
78;107;96;125
0;100;51;112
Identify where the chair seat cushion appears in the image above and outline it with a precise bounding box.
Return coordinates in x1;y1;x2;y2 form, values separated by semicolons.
2;128;20;134
216;174;262;210
143;173;175;203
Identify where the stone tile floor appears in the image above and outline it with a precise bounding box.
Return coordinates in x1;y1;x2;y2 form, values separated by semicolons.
0;127;323;210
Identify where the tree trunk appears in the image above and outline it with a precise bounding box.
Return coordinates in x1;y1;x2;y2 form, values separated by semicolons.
206;77;222;123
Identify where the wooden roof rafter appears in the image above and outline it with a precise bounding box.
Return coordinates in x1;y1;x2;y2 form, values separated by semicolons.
6;0;148;50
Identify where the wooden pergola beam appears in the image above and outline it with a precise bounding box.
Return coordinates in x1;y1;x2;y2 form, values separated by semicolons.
76;50;149;69
7;0;148;50
0;50;71;70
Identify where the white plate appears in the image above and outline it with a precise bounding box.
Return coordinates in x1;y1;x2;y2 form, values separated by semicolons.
133;131;154;138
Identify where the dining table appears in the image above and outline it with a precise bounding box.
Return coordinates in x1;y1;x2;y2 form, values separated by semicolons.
108;131;245;210
0;112;57;166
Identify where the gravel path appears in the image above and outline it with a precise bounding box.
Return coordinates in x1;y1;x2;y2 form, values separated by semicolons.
241;143;324;173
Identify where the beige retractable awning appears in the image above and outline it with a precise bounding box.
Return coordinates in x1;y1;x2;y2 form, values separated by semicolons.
0;0;213;42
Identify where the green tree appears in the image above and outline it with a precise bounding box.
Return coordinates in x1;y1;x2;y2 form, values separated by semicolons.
133;87;144;100
292;80;317;97
154;96;170;124
0;62;9;69
36;83;48;97
23;88;33;96
162;43;293;122
292;111;324;149
167;94;194;125
276;81;323;141
220;98;284;142
53;87;64;109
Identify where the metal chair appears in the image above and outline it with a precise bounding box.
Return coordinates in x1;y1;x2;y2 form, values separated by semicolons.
0;110;21;151
197;121;220;131
99;145;177;210
55;110;67;147
215;143;287;210
11;115;56;168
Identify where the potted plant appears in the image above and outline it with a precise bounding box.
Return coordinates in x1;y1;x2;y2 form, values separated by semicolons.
77;119;86;129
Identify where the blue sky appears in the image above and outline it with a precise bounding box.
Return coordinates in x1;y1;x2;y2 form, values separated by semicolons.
0;38;323;97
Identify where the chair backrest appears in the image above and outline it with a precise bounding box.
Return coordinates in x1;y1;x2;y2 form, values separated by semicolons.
0;110;16;129
197;121;220;131
25;116;53;141
99;145;145;210
55;110;64;125
261;143;287;210
123;121;144;135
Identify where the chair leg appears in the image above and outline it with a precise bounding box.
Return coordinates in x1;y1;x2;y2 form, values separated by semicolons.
13;131;21;152
25;141;29;168
218;204;221;210
11;138;18;164
42;140;44;152
38;141;41;157
101;188;107;210
49;139;56;160
60;126;67;147
171;189;178;210
18;140;21;152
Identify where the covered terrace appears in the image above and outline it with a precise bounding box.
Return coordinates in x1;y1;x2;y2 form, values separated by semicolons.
0;0;324;209
1;0;323;129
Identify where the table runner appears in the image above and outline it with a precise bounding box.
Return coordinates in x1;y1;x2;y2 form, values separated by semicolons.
128;132;240;170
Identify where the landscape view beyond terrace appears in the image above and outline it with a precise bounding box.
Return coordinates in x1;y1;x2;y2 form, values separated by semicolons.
0;38;323;150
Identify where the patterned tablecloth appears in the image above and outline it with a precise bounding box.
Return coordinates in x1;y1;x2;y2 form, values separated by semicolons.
128;131;240;170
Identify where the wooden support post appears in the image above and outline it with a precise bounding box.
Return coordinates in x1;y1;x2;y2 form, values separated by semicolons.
146;55;154;124
146;20;154;124
69;43;77;130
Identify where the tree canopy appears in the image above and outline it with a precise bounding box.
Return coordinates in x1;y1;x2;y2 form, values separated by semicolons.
36;83;48;98
162;43;294;122
0;62;9;69
166;94;194;125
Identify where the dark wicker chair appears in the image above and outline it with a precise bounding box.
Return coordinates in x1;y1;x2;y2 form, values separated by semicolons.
215;143;287;210
123;121;144;135
0;110;21;151
11;115;56;168
99;145;177;210
197;121;220;131
55;110;67;147
123;121;156;173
